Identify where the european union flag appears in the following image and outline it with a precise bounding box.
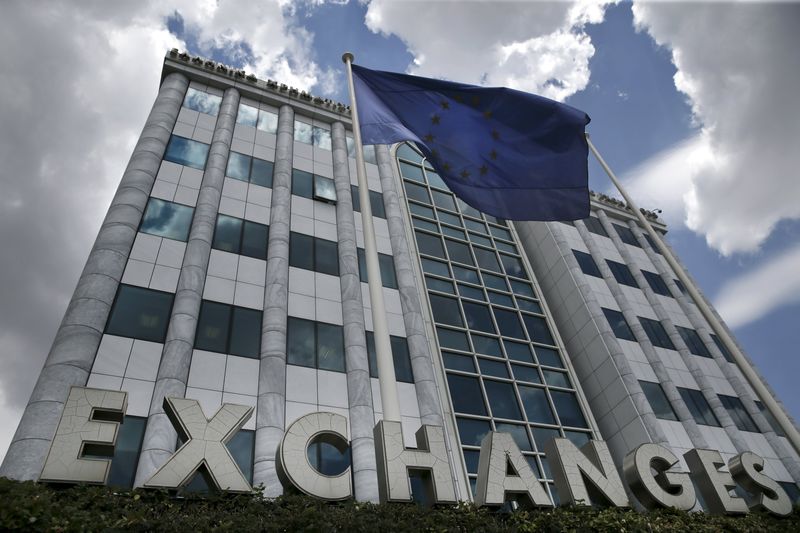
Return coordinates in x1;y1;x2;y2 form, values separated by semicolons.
352;64;591;221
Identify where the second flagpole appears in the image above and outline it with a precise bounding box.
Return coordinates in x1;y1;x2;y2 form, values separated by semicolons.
342;52;402;422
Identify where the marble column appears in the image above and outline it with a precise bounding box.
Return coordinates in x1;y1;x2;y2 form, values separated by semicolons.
331;122;379;502
134;87;240;486
0;72;189;481
253;104;294;495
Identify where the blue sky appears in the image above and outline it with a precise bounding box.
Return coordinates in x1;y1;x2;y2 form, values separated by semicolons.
0;1;798;463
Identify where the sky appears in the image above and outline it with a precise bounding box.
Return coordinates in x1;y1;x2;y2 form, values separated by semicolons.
0;0;798;465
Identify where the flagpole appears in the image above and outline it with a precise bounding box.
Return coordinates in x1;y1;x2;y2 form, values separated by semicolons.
342;52;402;423
586;134;800;456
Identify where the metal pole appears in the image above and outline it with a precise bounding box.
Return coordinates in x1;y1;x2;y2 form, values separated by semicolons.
342;52;401;422
586;134;800;456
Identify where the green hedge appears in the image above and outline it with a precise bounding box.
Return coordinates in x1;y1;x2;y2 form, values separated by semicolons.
1;478;797;532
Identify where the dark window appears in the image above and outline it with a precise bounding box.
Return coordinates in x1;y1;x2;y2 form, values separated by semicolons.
456;417;491;446
471;334;502;357
183;87;221;115
289;232;339;276
422;258;449;278
543;370;571;388
504;340;534;363
602;308;636;341
356;249;397;289
639;317;675;350
639;381;678;420
228;429;255;484
250;158;274;187
431;190;457;211
437;327;469;351
573;250;602;278
351;185;387;219
447;374;487;415
674;278;688;295
307;436;350;477
676;326;711;357
532;427;561;453
495;422;531;451
425;276;454;294
606;260;638;288
512;364;540;384
478;358;508;378
429;294;463;327
240;220;269;260
212;215;268;260
443;352;475;373
678;388;720;427
291;169;314;198
404;181;431;204
399;161;425;182
195;301;262;358
535;347;563;368
550;391;588;428
510;280;535;298
474;247;502;272
488;291;514;307
755;400;785;437
711;334;736;363
164;135;210;170
613;224;642;247
489;225;513;241
500;254;526;278
518;386;555;424
140;198;194;241
415;231;445;258
365;332;414;383
287;317;345;372
523;315;555;346
583;216;608;237
719;394;759;432
484;380;522;420
409;202;435;219
106;285;174;343
481;272;507;291
462;302;495;334
105;416;146;488
780;482;800;505
459;283;486;301
643;233;663;254
445;239;473;266
493;308;525;339
642;270;671;297
212;215;243;253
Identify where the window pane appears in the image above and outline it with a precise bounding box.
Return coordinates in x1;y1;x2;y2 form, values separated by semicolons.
228;430;255;484
543;370;571;389
495;422;531;451
437;327;469;351
212;214;243;254
462;449;480;474
607;260;638;288
462;302;495;334
194;300;231;353
572;250;602;278
456;417;491;446
229;307;262;358
307;438;350;476
459;199;481;218
314;175;337;203
564;431;591;448
509;280;534;297
677;326;711;357
465;218;487;234
241;221;268;260
640;381;678;421
445;239;474;265
478;359;509;379
429;294;463;327
289;232;314;271
409;202;435;219
397;144;423;163
482;273;508;292
500;254;526;278
443;352;475;373
415;231;445;258
315;237;339;276
312;126;332;150
490;226;513;241
471;333;502;357
639;317;675;350
400;161;425;182
515;298;542;314
390;336;414;383
364;145;377;165
583;216;608;237
679;388;720;427
474;247;501;272
602;308;636;341
164;135;209;170
287;317;315;367
523;315;555;345
614;224;642;247
404;181;431;204
107;285;173;343
504;340;534;363
426;169;448;190
447;374;487;415
183;88;221;115
642;270;671;297
532;427;561;453
469;233;492;247
518;386;555;424
379;253;397;289
140;198;194;242
250;158;274;188
422;258;450;278
484;380;522;420
226;152;251;181
426;276;454;295
453;266;480;284
494;308;526;339
317;322;345;372
370;191;386;219
292;169;314;198
106;416;146;488
432;190;457;211
236;104;258;127
719;394;759;432
711;334;735;363
458;283;486;301
512;364;541;384
438;211;462;227
294;120;313;144
256;109;278;133
551;391;588;428
413;217;438;232
535;347;563;367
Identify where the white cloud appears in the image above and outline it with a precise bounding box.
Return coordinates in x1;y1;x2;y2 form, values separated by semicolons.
632;2;800;255
364;0;613;101
715;243;800;329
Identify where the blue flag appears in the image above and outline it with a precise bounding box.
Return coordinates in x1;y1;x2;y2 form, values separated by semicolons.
352;64;591;221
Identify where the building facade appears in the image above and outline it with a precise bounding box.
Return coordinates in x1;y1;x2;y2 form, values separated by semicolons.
1;51;798;507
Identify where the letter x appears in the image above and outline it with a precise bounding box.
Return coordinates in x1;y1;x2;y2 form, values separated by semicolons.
144;397;253;493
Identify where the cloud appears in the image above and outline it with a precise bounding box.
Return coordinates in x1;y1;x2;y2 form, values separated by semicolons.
715;243;800;329
631;2;800;255
364;0;612;101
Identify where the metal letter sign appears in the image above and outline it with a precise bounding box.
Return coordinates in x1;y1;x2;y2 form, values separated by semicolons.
623;443;695;510
475;432;552;507
144;397;253;493
729;452;792;516
684;448;748;515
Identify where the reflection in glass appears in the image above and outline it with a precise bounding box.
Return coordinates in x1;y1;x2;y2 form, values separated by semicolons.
257;109;278;133
532;427;561;453
429;294;463;327
495;422;531;451
447;374;487;415
226;152;251;181
511;364;541;383
471;333;502;357
292;169;314;198
456;417;491;446
443;352;475;373
236;104;258;127
484;380;522;420
462;302;495;334
437;328;469;351
140;198;194;241
240;221;269;260
287;317;315;368
543;370;571;389
493;308;526;339
312;126;332;150
550;391;588;428
195;301;232;353
212;215;243;254
229;307;262;358
106;285;174;343
250;158;274;188
504;340;534;363
294;120;313;144
314;175;337;203
317;322;345;372
106;416;146;488
307;438;350;476
479;358;509;379
523;315;555;345
183;87;221;115
164;135;210;170
518;386;555;425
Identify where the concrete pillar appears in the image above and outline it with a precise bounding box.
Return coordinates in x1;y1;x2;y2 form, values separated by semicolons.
330;122;379;502
0;73;189;481
253;104;294;494
374;145;443;427
635;222;800;483
134;87;240;486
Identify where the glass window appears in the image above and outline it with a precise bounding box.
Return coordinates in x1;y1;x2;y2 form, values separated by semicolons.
240;220;269;260
494;308;526;339
606;260;638;288
512;364;541;384
504;340;534;363
287;317;315;368
471;334;503;357
572;250;602;278
227;429;255;484
307;437;350;476
226;152;251;181
443;352;475;373
500;254;526;278
390;336;414;383
613;224;642;247
409;202;435;219
317;322;345;372
678;388;720;427
602;308;636;341
397;143;423;163
543;370;571;389
462;302;495;334
518;386;555;424
484;380;522;420
488;291;514;307
445;239;473;266
105;415;147;488
523;315;555;345
458;283;486;301
183;87;221;115
489;225;513;241
719;394;759;432
422;258;450;278
413;217;438;232
583;216;608;237
710;334;735;363
294;120;313;144
314;175;337;203
535;347;563;368
212;215;242;254
250;158;274;188
639;317;676;350
369;190;386;218
437;327;469;351
140;198;194;242
447;374;487;415
425;276;454;294
438;211;462;227
229;307;262;358
426;169;448;190
415;231;445;258
550;391;588;428
453;266;480;284
257;109;278;134
564;431;591;448
676;326;711;357
755;401;785;437
469;233;493;248
429;294;463;327
292;169;314;198
379;253;397;289
642;270;671;297
462;449;480;474
474;247;501;272
404;181;431;204
479;358;509;379
515;298;542;314
456;417;491;446
431;190;457;211
314;237;339;276
532;427;561;453
640;381;678;421
643;233;663;254
674;278;688;295
312;126;332;150
509;280;534;298
106;285;173;343
459;199;482;219
481;272;508;291
195;300;232;353
289;232;314;271
163;135;209;170
400;161;425;182
495;422;531;451
236;104;258;127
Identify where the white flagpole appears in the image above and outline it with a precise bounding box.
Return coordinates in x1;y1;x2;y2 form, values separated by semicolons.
342;52;401;422
586;134;800;456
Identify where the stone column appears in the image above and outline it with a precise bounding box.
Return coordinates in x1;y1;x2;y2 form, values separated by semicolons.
596;211;747;452
374;145;443;427
330;122;379;502
0;73;189;481
253;104;294;495
134;87;240;486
